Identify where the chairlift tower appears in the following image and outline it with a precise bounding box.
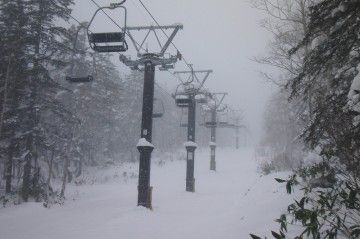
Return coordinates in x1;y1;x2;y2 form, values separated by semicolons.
225;109;243;149
118;24;183;209
217;121;245;149
236;119;240;149
174;68;212;192
205;93;227;171
209;107;245;150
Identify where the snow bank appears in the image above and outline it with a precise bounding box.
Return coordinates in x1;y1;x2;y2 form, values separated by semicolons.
0;148;295;239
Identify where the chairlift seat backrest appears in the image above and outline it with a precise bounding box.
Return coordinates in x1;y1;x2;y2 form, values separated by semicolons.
218;121;228;126
152;113;164;118
87;4;128;53
159;64;174;71
66;75;94;83
196;98;207;104
153;98;165;118
175;98;191;107
89;32;125;43
205;121;217;128
93;45;127;53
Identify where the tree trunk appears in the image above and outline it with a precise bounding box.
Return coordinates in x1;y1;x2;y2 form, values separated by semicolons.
60;156;69;199
5;141;14;194
75;158;82;178
22;153;32;202
0;55;12;138
44;149;54;207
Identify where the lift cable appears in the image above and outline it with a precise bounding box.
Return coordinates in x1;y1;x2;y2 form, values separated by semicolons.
129;0;151;24
135;0;217;106
63;0;198;131
68;14;88;30
136;0;192;70
67;9;179;102
88;0;191;89
155;82;173;98
89;0;146;52
89;0;124;31
87;0;214;104
87;0;200;98
90;0;192;71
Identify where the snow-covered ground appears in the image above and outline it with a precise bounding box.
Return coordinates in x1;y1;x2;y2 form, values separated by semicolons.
0;148;294;239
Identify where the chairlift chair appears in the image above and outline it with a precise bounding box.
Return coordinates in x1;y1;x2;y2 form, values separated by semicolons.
179;108;188;128
184;84;196;94
205;121;217;128
66;26;95;83
195;93;208;104
204;112;217;128
217;111;229;126
66;75;94;83
175;94;191;108
159;64;174;71
87;2;128;53
218;121;229;127
153;98;165;118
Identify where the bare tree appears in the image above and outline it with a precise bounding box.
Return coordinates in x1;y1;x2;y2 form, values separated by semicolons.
253;0;317;169
252;0;314;84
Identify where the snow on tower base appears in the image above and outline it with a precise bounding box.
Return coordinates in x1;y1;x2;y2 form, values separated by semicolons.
209;142;216;147
184;141;198;148
136;138;155;148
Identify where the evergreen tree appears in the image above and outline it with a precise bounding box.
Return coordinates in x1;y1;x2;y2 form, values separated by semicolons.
0;0;32;195
252;1;360;238
289;0;360;174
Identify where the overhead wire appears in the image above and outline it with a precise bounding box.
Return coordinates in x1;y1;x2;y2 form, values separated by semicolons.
66;3;179;107
67;0;210;101
87;0;213;103
88;0;192;73
133;0;215;98
136;0;192;71
59;0;193;126
68;14;88;29
132;1;238;142
87;0;185;94
88;0;147;52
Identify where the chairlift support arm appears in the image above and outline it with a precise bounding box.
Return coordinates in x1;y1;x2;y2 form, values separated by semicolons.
209;92;227;109
87;4;127;33
174;69;212;93
125;24;183;57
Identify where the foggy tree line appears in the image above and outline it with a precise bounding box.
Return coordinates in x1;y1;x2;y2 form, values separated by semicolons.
253;0;360;238
0;0;213;204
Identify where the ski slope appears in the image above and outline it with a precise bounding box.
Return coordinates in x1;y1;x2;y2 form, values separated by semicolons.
0;148;294;239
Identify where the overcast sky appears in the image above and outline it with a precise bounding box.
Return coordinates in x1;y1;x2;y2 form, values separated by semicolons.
72;0;277;142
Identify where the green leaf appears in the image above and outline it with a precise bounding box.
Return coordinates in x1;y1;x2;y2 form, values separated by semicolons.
249;234;262;239
275;178;287;183
286;181;293;194
271;231;284;239
295;197;306;209
351;228;360;237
